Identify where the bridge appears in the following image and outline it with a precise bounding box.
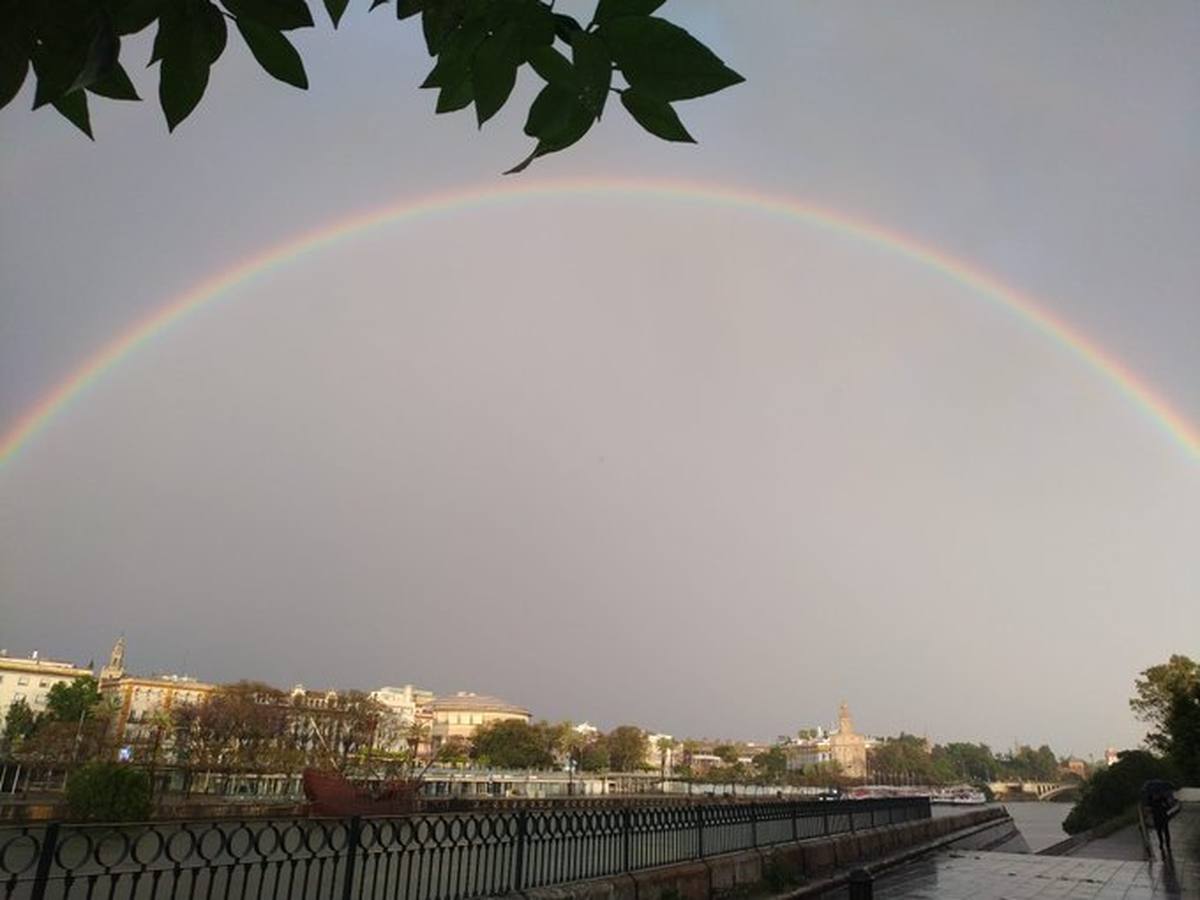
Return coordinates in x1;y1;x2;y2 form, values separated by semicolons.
988;780;1079;801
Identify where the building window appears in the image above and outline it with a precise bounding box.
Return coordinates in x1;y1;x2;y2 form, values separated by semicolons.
14;692;25;701
39;680;49;687
17;677;29;686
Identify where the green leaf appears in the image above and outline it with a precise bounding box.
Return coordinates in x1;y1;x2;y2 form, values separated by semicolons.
31;42;86;110
0;1;32;110
470;22;520;126
0;49;28;111
570;30;610;118
69;20;120;93
620;87;693;142
87;62;140;100
599;15;744;101
552;13;582;43
221;0;313;31
418;16;485;89
52;87;93;138
236;18;307;88
323;0;350;27
594;0;664;25
156;0;223;130
507;81;593;172
527;46;578;89
421;1;469;55
110;0;163;35
435;77;472;112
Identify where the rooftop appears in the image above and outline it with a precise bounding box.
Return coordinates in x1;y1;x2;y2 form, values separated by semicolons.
429;692;529;715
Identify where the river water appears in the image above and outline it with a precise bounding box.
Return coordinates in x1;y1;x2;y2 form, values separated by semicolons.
933;800;1072;852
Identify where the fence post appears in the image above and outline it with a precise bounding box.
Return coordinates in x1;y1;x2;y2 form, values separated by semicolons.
750;802;758;848
790;802;798;843
695;804;704;859
341;817;362;900
622;807;631;873
850;803;857;833
30;822;60;900
514;810;528;891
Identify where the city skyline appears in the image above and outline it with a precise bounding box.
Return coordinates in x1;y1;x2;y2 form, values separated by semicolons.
0;640;1122;759
3;3;1198;759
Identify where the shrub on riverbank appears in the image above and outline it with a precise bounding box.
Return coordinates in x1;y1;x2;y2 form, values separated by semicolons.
66;763;152;821
1062;750;1176;834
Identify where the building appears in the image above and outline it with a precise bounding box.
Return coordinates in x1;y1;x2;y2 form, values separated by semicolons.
644;733;678;774
369;684;435;726
428;692;530;754
1062;757;1088;779
97;637;216;746
828;703;868;778
0;649;93;727
786;704;869;779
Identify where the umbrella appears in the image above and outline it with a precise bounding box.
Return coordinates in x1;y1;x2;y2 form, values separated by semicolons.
1141;779;1176;802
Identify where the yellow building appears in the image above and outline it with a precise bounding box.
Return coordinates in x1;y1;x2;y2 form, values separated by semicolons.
98;637;215;746
428;692;530;753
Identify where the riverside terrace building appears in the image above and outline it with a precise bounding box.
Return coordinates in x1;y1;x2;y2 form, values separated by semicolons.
428;692;531;755
0;649;93;728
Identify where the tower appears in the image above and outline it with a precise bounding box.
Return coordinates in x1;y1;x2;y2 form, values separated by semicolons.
837;702;854;735
101;635;126;682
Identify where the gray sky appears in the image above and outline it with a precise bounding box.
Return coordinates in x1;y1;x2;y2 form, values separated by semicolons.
2;2;1197;758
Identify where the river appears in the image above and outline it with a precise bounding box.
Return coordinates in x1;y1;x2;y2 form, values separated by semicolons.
933;800;1072;852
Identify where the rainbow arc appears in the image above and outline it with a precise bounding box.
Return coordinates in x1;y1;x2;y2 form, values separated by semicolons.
1;179;1196;468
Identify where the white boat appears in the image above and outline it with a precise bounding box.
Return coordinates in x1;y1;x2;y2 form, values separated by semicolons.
929;788;988;805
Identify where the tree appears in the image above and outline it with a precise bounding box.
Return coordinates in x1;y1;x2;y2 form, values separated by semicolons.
436;735;472;766
1131;655;1200;752
575;736;610;772
1062;750;1177;834
868;734;937;785
1163;680;1200;784
2;697;38;746
470;719;556;769
45;675;103;724
606;725;648;771
712;744;738;765
752;746;787;783
65;762;152;821
1;0;743;172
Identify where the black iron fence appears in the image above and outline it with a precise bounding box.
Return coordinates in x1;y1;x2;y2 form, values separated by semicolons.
1;797;929;900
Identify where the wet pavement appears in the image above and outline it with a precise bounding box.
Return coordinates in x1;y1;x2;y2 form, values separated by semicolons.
822;803;1199;898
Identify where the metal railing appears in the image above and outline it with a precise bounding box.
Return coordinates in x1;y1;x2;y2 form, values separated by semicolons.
0;797;929;900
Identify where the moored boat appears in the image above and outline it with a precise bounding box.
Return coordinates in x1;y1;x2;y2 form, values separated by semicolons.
302;768;422;816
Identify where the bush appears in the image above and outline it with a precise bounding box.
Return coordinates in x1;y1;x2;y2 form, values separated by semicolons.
65;763;152;821
1062;751;1176;834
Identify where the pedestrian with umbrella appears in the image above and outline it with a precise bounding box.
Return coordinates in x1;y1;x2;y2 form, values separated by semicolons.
1141;779;1176;857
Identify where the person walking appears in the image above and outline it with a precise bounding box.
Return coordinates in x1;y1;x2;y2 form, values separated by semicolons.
1147;791;1174;857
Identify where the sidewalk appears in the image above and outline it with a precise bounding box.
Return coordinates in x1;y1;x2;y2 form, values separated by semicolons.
822;802;1200;898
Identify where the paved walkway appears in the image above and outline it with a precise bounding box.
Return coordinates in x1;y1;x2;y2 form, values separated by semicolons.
821;803;1200;898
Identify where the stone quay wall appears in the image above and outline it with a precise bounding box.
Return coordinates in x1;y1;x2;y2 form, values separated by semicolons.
500;807;1015;900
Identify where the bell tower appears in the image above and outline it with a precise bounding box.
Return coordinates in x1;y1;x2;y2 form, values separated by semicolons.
100;635;126;682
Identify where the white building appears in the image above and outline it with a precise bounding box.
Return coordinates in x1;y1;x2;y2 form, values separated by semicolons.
0;650;93;727
369;684;435;725
645;733;678;773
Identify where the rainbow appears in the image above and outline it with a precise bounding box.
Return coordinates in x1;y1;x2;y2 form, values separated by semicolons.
1;178;1197;468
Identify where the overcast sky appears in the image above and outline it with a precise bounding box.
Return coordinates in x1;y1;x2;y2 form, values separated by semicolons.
2;2;1197;757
